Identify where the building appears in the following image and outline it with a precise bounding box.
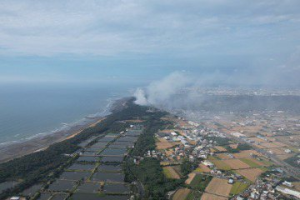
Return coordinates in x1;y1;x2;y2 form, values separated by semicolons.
276;186;300;199
202;160;214;168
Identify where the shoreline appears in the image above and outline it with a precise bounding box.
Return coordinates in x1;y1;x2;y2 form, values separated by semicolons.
0;116;106;164
0;97;131;164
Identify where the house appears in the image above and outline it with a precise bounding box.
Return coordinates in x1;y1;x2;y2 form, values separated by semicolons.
202;160;214;168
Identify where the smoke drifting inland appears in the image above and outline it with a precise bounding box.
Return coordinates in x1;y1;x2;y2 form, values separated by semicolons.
134;72;192;106
134;72;300;114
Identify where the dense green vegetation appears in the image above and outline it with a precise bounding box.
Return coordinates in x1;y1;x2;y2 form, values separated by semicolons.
0;99;159;199
180;160;195;176
204;136;230;146
226;143;252;153
188;174;212;191
123;107;185;199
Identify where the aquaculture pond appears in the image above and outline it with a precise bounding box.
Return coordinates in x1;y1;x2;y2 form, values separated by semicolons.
101;156;124;163
0;181;18;193
100;148;127;156
107;144;128;149
37;193;52;200
77;156;99;162
98;165;122;172
68;163;96;171
59;171;91;181
51;193;69;200
48;180;76;191
103;184;130;194
117;136;137;142
98;137;115;142
20;184;42;197
78;136;98;147
92;172;124;183
76;182;101;193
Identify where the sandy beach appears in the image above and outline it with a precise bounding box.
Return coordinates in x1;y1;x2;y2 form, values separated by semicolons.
0;117;105;164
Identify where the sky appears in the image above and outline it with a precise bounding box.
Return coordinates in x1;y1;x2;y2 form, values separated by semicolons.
0;0;299;87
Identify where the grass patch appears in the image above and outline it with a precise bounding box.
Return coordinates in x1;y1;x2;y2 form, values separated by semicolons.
258;158;273;166
210;160;231;170
186;190;202;200
189;174;212;191
230;181;250;195
163;167;173;179
240;158;260;168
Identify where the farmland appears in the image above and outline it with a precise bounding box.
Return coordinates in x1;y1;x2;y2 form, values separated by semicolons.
163;166;181;179
172;188;191;200
205;177;232;197
236;168;264;182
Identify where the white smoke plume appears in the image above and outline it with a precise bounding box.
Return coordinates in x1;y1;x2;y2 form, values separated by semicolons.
134;71;192;106
133;88;148;105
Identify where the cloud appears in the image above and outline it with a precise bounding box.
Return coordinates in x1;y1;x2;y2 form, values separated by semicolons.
0;0;299;57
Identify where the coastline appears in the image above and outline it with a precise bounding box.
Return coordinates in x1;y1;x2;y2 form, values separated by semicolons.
0;97;131;164
0;116;106;164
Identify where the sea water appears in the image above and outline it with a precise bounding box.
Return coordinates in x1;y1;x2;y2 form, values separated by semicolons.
0;82;134;146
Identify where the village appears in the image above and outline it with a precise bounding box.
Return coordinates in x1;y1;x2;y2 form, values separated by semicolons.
144;114;300;200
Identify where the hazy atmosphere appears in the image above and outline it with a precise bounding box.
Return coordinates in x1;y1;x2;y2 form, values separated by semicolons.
1;1;300;200
0;0;300;86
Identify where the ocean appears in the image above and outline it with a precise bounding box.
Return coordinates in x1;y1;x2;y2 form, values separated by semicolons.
0;82;135;147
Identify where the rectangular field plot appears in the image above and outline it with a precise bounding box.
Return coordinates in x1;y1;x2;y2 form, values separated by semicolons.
98;165;122;172
163;166;181;179
205;177;232;197
20;184;42;197
68;163;96;171
92;172;124;183
100;148;127;156
201;193;228;200
101;156;124;163
223;159;250;170
77;156;100;162
236;168;263;182
76;182;101;193
48;180;76;191
59;171;91;181
103;184;130;194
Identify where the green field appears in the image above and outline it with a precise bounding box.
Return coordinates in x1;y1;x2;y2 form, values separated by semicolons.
163;167;173;179
240;158;261;168
186;190;202;200
210;159;231;170
189;174;212;191
230;181;250;195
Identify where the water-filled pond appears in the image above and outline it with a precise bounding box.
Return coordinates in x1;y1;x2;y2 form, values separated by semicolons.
59;171;91;181
100;148;127;156
48;180;76;191
92;172;124;183
68;163;96;171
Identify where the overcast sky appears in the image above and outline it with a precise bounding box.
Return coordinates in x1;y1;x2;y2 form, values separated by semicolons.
0;0;299;86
